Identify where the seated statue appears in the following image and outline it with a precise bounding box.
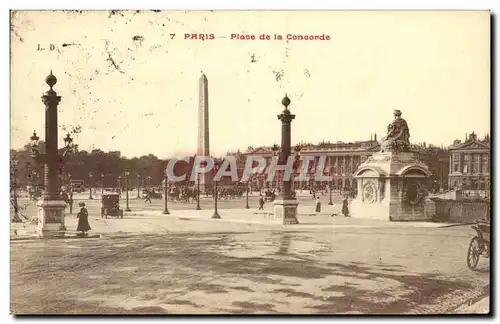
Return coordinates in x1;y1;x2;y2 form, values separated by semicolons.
380;110;411;152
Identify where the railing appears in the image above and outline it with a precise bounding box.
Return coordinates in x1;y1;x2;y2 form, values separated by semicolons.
430;197;490;223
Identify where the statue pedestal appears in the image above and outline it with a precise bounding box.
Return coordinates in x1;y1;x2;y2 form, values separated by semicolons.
37;199;67;237
351;151;433;221
272;198;299;225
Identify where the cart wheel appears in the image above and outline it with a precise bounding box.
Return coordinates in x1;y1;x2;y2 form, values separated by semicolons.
467;236;481;270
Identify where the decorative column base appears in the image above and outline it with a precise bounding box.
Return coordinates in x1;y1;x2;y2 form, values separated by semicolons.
272;198;299;225
36;199;67;237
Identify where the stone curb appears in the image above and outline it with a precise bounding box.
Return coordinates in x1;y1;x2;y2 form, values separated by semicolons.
10;234;102;241
404;284;490;314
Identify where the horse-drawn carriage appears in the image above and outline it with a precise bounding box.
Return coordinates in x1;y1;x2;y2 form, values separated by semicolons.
143;189;162;199
467;220;490;270
101;193;124;219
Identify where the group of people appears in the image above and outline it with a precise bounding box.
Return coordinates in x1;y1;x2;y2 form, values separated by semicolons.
257;193;350;217
315;196;350;217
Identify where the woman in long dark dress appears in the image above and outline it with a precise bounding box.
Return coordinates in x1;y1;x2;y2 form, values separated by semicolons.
342;196;350;217
76;202;91;235
315;197;321;213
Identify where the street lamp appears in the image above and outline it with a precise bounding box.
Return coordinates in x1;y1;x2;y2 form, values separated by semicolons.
147;176;152;190
125;169;131;212
101;173;105;194
271;144;280;189
89;172;93;199
212;160;221;219
163;168;170;215
10;155;22;223
273;93;299;225
245;167;251;209
136;174;141;199
28;72;77;234
67;172;72;192
196;173;201;210
328;166;334;205
293;144;301;193
117;175;122;193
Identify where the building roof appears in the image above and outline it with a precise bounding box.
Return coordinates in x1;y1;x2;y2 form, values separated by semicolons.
449;140;490;151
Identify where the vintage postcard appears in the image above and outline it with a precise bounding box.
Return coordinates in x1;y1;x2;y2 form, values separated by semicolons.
9;10;490;315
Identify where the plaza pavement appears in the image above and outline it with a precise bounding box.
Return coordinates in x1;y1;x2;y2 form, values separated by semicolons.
10;197;490;315
12;197;450;238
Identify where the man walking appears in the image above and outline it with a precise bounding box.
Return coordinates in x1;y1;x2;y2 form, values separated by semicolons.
258;195;265;211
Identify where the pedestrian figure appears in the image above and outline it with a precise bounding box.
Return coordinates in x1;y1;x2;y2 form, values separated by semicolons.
258;196;265;211
76;202;91;236
144;191;152;204
342;196;350;217
312;190;316;199
315;197;321;213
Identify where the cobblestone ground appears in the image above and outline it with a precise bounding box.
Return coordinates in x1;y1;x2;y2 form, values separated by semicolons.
10;207;490;315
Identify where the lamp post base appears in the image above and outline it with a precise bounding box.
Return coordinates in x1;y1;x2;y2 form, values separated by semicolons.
126;207;131;212
211;211;221;219
196;205;201;210
36;199;67;237
163;209;170;215
272;198;299;225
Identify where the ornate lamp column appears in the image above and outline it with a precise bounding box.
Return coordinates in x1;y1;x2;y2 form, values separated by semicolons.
163;168;170;215
67;172;72;194
196;173;201;210
117;176;122;193
125;169;131;212
245;174;251;209
293;144;301;196
273;94;299;225
212;160;221;219
10;154;22;223
329;166;334;205
30;71;73;236
88;172;93;199
271;144;279;189
101;173;105;194
136;174;141;199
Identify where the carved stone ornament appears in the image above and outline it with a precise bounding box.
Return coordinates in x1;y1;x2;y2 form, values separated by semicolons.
403;182;423;205
363;181;377;203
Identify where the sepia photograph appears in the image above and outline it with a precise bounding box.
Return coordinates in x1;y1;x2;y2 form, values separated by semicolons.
9;9;491;315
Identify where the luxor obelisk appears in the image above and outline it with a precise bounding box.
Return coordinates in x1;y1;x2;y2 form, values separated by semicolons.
198;73;213;191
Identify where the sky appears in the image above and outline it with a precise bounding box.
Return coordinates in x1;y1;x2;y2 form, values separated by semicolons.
10;10;490;159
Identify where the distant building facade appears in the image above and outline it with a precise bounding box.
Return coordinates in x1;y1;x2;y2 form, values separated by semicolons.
448;132;490;190
237;136;450;192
